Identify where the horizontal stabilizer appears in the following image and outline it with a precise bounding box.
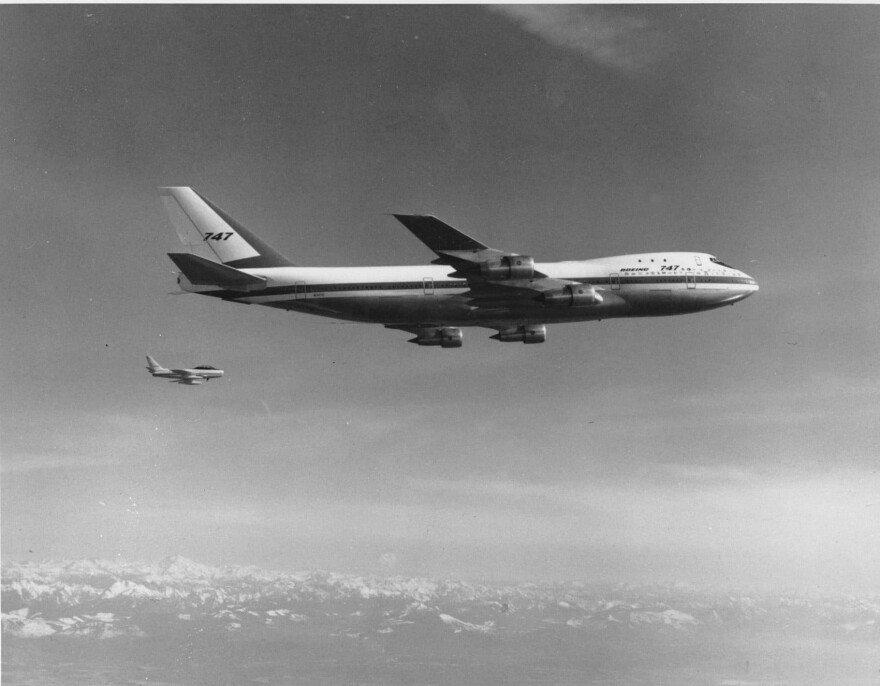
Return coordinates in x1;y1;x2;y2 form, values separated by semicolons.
393;215;488;252
167;253;267;292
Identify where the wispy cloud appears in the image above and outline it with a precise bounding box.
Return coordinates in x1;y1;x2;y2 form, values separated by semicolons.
1;451;131;473
401;471;880;588
2;412;169;473
491;5;671;75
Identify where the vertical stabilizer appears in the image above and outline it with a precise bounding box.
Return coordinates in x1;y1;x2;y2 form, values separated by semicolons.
159;187;294;269
145;356;167;373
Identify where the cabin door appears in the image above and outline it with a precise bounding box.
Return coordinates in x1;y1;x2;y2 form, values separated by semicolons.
610;273;620;291
423;277;434;295
686;274;696;289
294;281;306;299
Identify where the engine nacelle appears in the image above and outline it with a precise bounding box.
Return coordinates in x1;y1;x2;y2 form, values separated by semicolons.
491;324;547;344
541;284;603;307
409;327;463;348
480;255;535;280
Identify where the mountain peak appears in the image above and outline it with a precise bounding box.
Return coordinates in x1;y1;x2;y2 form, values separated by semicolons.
3;557;877;645
154;555;216;579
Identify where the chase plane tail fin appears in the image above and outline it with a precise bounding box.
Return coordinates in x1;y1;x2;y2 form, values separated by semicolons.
145;356;167;373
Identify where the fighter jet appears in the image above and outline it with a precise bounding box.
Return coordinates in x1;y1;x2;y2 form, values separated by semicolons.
145;356;223;385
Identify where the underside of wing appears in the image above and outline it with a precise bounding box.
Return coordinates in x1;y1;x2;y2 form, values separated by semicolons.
392;214;548;280
391;215;488;252
464;278;563;303
464;278;604;310
392;214;604;315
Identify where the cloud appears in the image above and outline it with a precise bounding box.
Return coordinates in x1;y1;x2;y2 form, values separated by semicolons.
657;463;755;483
1;451;130;473
399;471;880;588
491;5;670;75
14;466;875;589
2;411;169;473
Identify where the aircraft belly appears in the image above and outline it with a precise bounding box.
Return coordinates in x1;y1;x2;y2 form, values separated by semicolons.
623;285;751;316
262;292;632;326
245;285;751;325
280;294;475;324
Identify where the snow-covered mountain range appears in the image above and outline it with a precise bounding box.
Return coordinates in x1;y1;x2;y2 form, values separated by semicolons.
3;556;877;640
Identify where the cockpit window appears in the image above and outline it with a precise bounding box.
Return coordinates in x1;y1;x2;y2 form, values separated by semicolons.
710;257;734;269
194;365;217;370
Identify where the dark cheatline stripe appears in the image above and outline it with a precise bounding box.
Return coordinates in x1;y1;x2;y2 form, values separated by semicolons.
206;275;753;300
577;276;755;286
195;190;295;269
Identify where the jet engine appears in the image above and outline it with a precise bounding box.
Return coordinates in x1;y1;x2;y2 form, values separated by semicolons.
491;324;547;344
479;255;535;280
408;327;463;348
540;284;603;307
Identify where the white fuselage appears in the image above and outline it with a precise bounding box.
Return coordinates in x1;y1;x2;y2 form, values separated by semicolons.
151;368;224;380
178;252;758;329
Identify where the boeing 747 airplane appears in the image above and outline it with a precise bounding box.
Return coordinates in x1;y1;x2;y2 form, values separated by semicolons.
145;356;223;385
160;187;758;347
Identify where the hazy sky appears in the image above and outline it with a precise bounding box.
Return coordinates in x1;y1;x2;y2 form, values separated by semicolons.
3;5;879;591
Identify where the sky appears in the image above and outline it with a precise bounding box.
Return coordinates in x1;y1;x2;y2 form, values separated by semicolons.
2;5;880;591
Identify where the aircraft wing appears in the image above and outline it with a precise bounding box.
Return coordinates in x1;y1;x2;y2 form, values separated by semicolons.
169;369;203;380
393;215;600;310
463;277;574;303
392;214;548;279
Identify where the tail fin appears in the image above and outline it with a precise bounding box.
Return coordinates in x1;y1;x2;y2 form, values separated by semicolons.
145;356;167;373
159;187;294;269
